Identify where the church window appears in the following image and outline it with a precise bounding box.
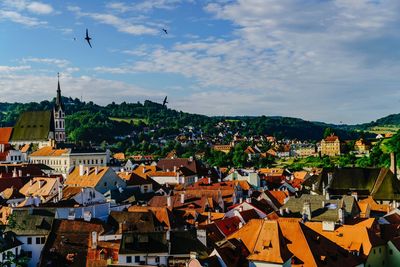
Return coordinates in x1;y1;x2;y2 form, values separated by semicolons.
56;121;58;128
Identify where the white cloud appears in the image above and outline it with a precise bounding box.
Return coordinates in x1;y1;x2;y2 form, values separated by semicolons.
0;73;163;105
0;65;31;72
0;10;46;26
21;57;70;68
26;1;53;14
106;0;191;13
69;6;158;36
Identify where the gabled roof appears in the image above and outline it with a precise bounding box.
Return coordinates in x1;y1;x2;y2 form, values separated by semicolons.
278;218;363;267
128;206;177;229
0;127;13;144
214;216;242;236
11;110;53;141
228;219;292;264
108;211;161;233
19;177;59;197
358;196;391;213
6;208;55;236
306;219;385;257
65;166;112;188
40;219;106;266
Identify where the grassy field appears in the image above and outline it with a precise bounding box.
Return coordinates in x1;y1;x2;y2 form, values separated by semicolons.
366;125;400;134
109;117;148;125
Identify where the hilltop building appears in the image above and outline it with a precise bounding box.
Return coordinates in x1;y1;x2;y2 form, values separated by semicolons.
320;134;341;157
10;74;66;148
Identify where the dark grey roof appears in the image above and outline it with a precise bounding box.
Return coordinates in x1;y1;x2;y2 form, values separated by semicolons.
6;208;55;236
282;194;357;222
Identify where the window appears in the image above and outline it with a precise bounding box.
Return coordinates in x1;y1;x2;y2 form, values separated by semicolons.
126;256;132;263
104;182;107;187
27;237;32;244
135;256;140;263
36;237;40;244
155;256;160;263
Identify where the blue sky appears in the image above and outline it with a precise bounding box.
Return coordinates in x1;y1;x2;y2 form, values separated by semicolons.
1;0;400;124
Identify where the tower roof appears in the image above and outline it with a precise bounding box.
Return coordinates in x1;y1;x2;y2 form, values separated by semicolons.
55;73;64;110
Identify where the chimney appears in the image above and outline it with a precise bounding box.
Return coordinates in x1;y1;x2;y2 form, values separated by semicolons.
86;167;89;176
142;167;146;174
18;170;22;177
279;208;284;216
208;177;211;184
207;211;211;224
58;185;63;201
302;200;312;221
91;231;97;249
29;179;33;186
167;195;172;208
79;164;84;176
189;156;193;162
239;197;243;203
390;152;397;179
351;192;358;201
173;166;177;172
238;222;243;229
180;193;185;204
195;176;198;183
94;167;98;175
0;144;3;153
38;180;43;189
12;168;17;178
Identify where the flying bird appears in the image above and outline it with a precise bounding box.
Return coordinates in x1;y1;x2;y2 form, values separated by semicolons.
85;28;92;48
162;28;168;35
162;96;168;107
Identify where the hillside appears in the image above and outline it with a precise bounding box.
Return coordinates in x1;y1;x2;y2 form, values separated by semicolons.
352;113;400;134
0;97;362;143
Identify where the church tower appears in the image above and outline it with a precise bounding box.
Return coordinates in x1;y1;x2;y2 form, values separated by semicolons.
54;73;66;142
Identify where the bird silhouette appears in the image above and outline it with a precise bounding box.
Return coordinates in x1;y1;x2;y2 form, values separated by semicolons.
162;28;168;35
163;96;168;107
85;28;92;48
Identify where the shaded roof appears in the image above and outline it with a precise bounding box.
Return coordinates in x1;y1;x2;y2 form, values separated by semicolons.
11;110;53;141
306;219;385;257
214;216;242;237
108;211;161;233
278;218;363;267
6;208;55;236
157;157;203;175
128;206;177;229
0;127;13;144
282;194;358;222
40;219;106;267
312;168;400;200
170;230;208;256
119;231;168;254
0;231;22;253
213;238;249;267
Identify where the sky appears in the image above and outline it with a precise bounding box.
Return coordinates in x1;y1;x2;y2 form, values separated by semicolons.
1;0;400;124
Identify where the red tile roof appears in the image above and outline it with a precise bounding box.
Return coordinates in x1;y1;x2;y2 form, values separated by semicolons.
215;216;242;236
0;128;13;144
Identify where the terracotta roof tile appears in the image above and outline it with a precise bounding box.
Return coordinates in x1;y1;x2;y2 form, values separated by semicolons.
0;127;13;144
30;146;69;157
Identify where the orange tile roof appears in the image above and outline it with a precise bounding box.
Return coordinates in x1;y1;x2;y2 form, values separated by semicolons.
228;219;292;264
278;218;363;267
306;219;384;257
293;171;308;180
19;177;58;197
358;196;391;213
0;127;13;144
65;166;110;188
132;165;157;179
29;146;69;157
113;152;125;160
20;144;30;153
266;190;289;206
324;135;339;142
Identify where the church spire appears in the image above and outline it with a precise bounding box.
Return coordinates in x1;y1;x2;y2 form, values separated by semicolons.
55;72;64;110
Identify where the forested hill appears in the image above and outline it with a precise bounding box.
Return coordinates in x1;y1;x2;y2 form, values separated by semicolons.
0;97;362;143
